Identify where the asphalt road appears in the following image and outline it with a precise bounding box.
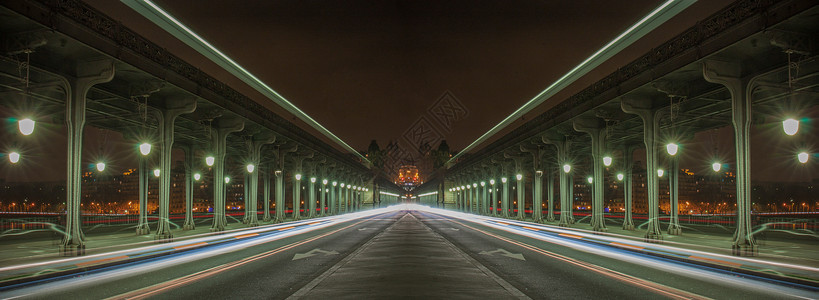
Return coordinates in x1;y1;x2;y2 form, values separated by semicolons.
2;208;816;299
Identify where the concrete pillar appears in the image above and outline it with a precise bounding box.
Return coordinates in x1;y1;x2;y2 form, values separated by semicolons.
245;135;274;226
522;145;543;222
263;163;272;222
181;144;195;230
533;170;543;222
274;144;297;223
467;184;474;213
308;177;317;218
209;118;244;232
703;60;757;255
153;99;197;240
621;97;663;241
330;181;337;215
543;136;574;226
293;173;302;220
501;177;510;218
320;179;328;216
274;169;284;222
136;152;151;235
516;173;525;220
622;145;637;230
667;156;681;235
61;59;115;254
546;168;555;222
574;118;608;232
243;174;250;223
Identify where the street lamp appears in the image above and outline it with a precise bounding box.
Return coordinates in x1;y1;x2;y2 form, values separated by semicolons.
8;152;20;164
194;173;201;181
712;162;721;172
205;155;215;166
139;143;152;156
666;143;679;156
153;169;161;177
18;118;35;136
501;177;507;184
516;174;523;181
295;174;302;181
310;177;317;183
490;179;495;185
225;176;230;184
798;152;809;164
332;181;337;187
657;169;664;177
587;176;593;184
246;164;255;173
603;156;612;166
563;164;571;173
480;181;485;187
616;173;624;181
96;162;106;172
783;118;799;136
323;179;328;185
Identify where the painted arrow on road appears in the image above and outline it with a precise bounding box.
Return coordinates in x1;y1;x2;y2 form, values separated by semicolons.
292;248;339;260
479;248;525;261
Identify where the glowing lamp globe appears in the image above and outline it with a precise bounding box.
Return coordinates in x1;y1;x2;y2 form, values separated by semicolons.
563;164;571;173
139;143;152;156
194;173;201;181
603;156;612;166
205;156;215;166
782;118;799;136
501;177;507;183
797;152;809;164
616;173;624;181
18;118;35;136
490;179;495;185
295;174;302;180
8;152;20;164
323;179;328;185
516;174;523;181
153;169;161;177
310;177;317;183
480;181;486;187
666;143;679;156
225;177;230;184
96;162;106;172
657;169;664;177
246;164;255;173
712;163;721;172
587;177;593;184
332;181;337;186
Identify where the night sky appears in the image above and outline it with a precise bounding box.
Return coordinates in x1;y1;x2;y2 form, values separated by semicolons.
3;0;816;183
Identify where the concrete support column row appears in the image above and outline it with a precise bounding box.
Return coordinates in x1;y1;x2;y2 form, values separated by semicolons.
210;118;244;232
574;118;608;232
703;60;757;255
155;98;197;239
621;97;662;240
62;59;115;254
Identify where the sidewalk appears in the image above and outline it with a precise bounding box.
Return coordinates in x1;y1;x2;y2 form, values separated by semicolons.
0;217;286;268
537;217;819;268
